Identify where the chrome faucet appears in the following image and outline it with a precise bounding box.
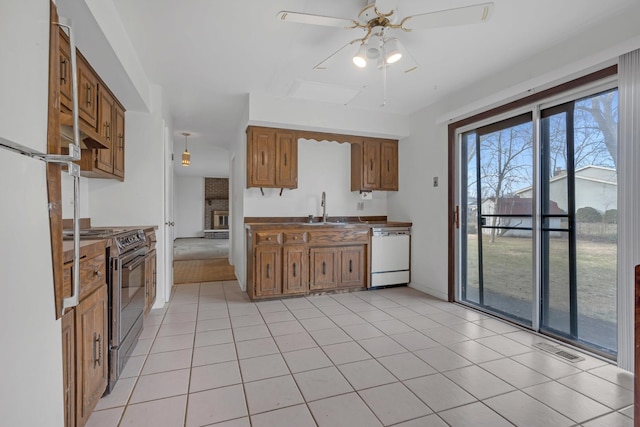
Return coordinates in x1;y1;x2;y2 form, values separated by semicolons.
321;191;328;222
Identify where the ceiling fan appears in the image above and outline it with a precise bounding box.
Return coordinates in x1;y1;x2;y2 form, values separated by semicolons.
277;0;495;72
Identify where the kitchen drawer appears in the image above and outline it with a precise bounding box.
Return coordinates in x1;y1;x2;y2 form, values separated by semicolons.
63;253;107;301
255;231;282;246
283;231;307;245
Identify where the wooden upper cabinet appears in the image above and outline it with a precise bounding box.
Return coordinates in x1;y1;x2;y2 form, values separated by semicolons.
58;30;126;181
96;87;114;173
77;54;98;129
247;126;298;189
248;127;276;187
351;138;399;191
380;141;399;190
276;130;298;188
58;28;72;112
113;104;125;178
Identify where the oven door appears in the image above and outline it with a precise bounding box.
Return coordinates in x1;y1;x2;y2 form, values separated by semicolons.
112;247;147;345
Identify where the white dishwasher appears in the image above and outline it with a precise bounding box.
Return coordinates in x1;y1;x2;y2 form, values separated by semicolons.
370;226;411;288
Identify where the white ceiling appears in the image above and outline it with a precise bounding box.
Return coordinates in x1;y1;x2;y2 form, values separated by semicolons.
110;0;638;177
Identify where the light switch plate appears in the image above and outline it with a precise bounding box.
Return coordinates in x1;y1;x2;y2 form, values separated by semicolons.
433;177;439;187
357;201;364;211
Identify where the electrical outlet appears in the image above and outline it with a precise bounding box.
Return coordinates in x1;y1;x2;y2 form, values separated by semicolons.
433;177;439;187
360;191;373;200
357;201;364;211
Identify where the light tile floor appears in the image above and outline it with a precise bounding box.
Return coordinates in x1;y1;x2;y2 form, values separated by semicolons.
87;281;634;427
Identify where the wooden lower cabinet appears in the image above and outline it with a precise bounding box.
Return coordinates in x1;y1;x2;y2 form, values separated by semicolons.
309;247;338;290
75;285;108;427
61;243;109;427
247;226;369;300
283;245;308;295
338;246;365;288
61;310;76;427
255;245;282;297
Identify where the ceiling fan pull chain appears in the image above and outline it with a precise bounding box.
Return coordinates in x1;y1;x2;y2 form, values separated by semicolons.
382;42;387;107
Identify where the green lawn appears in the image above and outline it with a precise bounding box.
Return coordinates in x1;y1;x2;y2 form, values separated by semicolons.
465;233;617;322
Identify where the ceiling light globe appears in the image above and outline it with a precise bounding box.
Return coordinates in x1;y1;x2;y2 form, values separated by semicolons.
384;38;402;64
386;52;402;64
353;55;367;68
353;44;367;68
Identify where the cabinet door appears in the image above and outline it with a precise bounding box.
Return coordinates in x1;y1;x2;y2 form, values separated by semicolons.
362;140;381;190
275;131;297;188
248;128;276;187
339;246;366;288
283;246;307;294
255;246;281;297
75;285;108;427
62;310;75;427
96;88;114;173
309;247;338;290
380;141;398;191
113;104;125;178
77;55;98;128
58;28;72;112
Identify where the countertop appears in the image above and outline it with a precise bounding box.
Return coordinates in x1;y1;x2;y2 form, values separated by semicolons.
245;220;412;230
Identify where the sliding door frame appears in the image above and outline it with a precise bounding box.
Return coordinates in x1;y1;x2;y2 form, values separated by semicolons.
448;65;617;305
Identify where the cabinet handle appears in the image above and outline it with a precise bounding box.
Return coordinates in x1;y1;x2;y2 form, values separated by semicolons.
370;159;373;171
94;270;103;278
60;58;67;84
284;153;287;167
86;84;92;107
293;262;296;277
261;152;265;165
105;122;110;140
266;264;270;279
92;332;97;368
322;261;326;275
97;334;102;367
118;134;124;149
387;159;390;172
349;259;353;273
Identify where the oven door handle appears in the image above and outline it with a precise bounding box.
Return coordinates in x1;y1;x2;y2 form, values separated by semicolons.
125;255;148;271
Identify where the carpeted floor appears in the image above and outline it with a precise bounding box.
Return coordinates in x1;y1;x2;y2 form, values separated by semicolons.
173;237;229;260
173;238;235;283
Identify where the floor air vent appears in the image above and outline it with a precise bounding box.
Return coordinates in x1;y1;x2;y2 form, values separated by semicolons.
533;342;585;362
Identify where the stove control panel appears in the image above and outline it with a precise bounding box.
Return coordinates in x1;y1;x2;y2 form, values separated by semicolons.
114;230;146;254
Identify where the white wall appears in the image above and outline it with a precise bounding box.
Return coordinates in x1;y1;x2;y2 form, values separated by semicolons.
175;176;205;237
0;1;64;425
88;86;169;307
388;106;450;300
244;139;388;218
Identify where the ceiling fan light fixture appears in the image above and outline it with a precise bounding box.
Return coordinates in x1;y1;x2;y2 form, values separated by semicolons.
352;43;367;68
181;132;191;167
384;38;402;64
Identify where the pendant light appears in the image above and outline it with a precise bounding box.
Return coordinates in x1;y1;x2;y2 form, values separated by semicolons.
181;132;191;167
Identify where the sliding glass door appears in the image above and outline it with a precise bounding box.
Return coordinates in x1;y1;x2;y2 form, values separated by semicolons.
461;114;534;326
539;90;618;355
459;88;618;356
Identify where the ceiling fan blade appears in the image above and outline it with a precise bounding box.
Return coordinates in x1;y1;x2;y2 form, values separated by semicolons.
401;2;494;31
313;40;360;70
374;0;399;16
277;11;358;29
